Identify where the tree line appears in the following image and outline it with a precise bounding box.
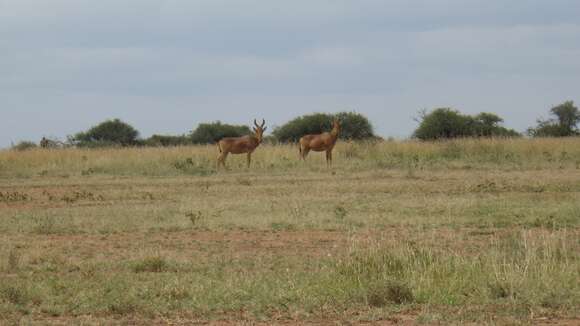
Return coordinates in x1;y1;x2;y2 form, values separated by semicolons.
414;101;579;140
11;101;580;150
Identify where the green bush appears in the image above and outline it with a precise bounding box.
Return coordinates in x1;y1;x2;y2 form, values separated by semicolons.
71;118;140;147
272;111;375;143
190;121;251;144
413;108;520;140
335;112;376;140
11;141;38;151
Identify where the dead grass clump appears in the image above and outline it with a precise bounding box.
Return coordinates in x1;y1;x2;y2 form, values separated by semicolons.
131;256;171;273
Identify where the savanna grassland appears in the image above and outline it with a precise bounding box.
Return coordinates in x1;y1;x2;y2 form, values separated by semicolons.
1;138;579;325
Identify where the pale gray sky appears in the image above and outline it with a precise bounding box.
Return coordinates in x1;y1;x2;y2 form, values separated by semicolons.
1;0;579;147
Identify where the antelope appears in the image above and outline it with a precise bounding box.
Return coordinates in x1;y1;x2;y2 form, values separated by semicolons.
299;119;340;166
40;137;49;148
217;119;267;169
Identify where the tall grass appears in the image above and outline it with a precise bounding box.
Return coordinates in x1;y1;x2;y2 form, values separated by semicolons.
1;138;580;178
337;231;579;310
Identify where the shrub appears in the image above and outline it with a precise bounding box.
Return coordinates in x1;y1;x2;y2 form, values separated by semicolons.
273;111;375;143
413;108;520;140
335;112;376;140
367;281;414;306
0;284;29;305
528;123;571;137
413;108;473;140
11;141;38;151
131;256;170;273
71;118;140;147
190;121;251;144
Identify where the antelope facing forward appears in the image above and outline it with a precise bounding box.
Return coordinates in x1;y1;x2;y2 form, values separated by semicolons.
217;119;267;169
299;119;340;166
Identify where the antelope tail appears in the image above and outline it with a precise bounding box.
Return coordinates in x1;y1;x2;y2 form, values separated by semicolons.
217;142;222;153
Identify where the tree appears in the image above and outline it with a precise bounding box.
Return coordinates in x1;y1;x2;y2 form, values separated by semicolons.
72;119;139;147
551;101;580;133
335;112;375;140
272;111;375;143
473;113;503;137
413;108;520;140
413;108;473;140
190;121;251;144
528;101;580;137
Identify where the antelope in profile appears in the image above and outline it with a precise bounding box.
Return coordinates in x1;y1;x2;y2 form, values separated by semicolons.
217;119;267;169
299;119;341;166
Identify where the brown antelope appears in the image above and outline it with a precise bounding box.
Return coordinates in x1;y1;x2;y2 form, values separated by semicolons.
299;119;340;166
40;137;49;148
217;119;267;169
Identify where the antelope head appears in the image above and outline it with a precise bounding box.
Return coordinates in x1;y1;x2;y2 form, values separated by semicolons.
331;119;341;136
253;119;267;143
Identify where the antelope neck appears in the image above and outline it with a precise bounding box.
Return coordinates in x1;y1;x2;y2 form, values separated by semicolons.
330;128;339;138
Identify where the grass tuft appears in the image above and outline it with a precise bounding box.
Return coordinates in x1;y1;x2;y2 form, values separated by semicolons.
131;256;171;273
366;281;414;306
0;284;28;305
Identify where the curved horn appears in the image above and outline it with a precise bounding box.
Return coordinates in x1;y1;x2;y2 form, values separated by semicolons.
260;119;266;128
254;119;259;128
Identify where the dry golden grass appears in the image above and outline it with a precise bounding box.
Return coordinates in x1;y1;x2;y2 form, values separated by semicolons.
2;137;580;177
0;138;579;324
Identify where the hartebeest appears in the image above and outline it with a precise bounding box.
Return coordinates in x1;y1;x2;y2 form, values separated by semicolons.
217;119;267;169
299;119;340;166
40;137;49;148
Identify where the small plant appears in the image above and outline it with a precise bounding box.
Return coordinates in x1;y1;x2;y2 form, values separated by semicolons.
162;282;191;301
107;298;138;315
366;280;414;306
142;192;155;200
131;256;170;273
198;181;212;192
186;211;204;226
7;248;21;272
334;205;348;220
236;178;252;186
32;215;58;235
271;222;296;231
81;167;95;176
173;158;214;176
289;203;308;220
60;190;103;204
0;284;28;305
0;191;30;202
488;280;516;300
405;155;420;179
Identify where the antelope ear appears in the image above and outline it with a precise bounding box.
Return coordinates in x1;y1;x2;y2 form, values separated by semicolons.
253;127;257;133
263;126;267;132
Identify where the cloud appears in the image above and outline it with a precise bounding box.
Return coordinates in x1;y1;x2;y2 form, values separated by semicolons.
1;1;580;147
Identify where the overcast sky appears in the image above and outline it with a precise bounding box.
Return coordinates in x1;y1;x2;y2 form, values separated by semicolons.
1;0;579;148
